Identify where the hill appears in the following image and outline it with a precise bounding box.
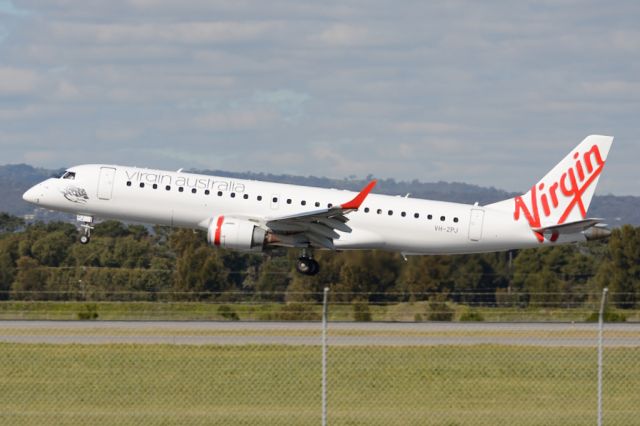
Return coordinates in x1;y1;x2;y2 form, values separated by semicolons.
1;164;638;226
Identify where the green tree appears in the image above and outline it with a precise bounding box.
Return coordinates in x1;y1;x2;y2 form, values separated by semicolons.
592;225;640;308
31;231;74;266
0;213;24;233
12;256;48;300
93;220;130;238
255;256;290;299
395;255;452;300
0;250;15;299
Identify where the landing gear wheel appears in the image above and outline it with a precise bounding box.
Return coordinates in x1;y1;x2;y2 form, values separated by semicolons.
77;214;94;245
296;257;320;276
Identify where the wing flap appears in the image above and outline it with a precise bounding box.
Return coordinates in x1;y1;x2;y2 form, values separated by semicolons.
264;180;376;249
316;217;352;233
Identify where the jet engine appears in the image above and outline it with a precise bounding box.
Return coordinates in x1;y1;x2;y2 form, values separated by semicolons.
207;216;267;252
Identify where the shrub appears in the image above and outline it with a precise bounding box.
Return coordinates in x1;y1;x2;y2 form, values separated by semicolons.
273;303;321;321
585;311;626;323
414;313;423;322
353;301;372;322
459;310;484;322
217;305;240;321
77;303;99;320
427;294;454;321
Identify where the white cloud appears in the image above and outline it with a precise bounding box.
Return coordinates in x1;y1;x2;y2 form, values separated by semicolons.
193;109;278;131
0;0;638;195
48;21;283;44
314;24;371;46
0;67;38;94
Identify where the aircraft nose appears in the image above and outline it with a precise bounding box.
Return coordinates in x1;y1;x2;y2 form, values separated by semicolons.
22;185;41;204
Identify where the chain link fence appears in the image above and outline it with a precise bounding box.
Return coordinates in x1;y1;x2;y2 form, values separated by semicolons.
0;291;638;425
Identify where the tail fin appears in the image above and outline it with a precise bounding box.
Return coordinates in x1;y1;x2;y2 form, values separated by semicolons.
488;135;613;230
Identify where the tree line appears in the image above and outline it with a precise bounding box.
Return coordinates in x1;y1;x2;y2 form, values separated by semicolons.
0;213;638;308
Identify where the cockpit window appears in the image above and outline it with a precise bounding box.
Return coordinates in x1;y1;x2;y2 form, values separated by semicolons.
61;171;76;180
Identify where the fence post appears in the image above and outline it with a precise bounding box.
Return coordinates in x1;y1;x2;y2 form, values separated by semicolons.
322;287;329;426
598;287;608;426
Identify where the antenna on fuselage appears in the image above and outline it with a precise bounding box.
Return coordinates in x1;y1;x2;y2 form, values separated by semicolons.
177;168;183;173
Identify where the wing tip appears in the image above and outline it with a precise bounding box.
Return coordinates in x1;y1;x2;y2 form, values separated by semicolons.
340;179;377;210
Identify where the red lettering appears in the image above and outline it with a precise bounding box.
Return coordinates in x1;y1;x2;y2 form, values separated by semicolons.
514;144;606;239
514;185;543;242
574;152;585;181
583;145;603;174
549;182;559;208
541;193;551;217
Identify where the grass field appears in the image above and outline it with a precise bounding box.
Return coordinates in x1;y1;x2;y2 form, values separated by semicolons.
0;342;638;425
1;300;638;322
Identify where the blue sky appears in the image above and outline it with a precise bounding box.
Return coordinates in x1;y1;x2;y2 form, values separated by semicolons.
1;0;638;194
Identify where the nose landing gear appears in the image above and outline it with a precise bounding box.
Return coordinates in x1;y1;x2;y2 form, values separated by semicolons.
77;215;94;245
296;249;320;276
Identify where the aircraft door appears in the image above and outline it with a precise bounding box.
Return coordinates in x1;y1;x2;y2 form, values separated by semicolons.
468;208;485;242
97;167;116;200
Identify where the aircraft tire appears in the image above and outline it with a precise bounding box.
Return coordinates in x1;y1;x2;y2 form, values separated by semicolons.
296;257;320;276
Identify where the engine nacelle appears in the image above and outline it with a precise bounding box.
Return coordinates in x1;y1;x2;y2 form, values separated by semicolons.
207;216;267;252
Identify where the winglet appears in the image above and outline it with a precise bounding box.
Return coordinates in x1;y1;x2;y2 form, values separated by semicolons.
341;180;377;210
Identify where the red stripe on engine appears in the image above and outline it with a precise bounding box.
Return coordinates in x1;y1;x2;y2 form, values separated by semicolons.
214;216;224;246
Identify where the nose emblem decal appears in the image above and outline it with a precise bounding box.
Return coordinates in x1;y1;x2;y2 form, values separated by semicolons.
62;186;89;203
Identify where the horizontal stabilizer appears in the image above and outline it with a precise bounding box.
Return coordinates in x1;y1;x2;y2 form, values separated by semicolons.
532;218;604;234
532;218;611;241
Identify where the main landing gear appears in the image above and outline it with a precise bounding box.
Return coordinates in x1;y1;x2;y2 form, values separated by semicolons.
77;215;94;245
296;249;320;276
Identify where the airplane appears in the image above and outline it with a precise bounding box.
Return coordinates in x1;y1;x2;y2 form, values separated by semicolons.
22;135;613;275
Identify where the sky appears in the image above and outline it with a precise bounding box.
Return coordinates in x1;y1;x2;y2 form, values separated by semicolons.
0;0;638;195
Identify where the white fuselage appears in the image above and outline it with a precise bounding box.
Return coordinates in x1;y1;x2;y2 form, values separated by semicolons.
22;164;583;254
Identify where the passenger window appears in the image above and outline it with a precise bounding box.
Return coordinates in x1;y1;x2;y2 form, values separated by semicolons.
428;214;433;220
401;212;406;217
315;202;320;207
243;194;248;199
301;200;306;206
166;185;171;191
287;199;292;204
414;213;419;218
217;191;223;196
179;187;184;192
139;183;145;188
364;207;370;213
388;210;393;216
454;217;459;223
328;203;333;208
257;195;263;201
377;209;382;214
126;181;132;187
152;184;158;189
440;216;445;221
273;197;278;203
191;188;197;194
205;189;210;195
231;193;236;198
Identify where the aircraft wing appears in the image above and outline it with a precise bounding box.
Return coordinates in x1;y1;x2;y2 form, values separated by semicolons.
264;180;377;249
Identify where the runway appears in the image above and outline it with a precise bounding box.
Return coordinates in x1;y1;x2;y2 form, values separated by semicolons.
1;321;639;346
